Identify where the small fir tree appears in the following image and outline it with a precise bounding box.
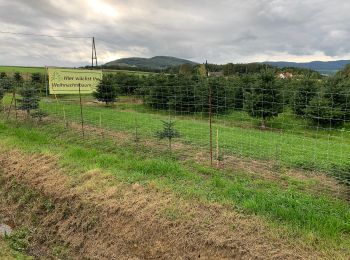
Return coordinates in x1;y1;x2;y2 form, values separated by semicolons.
31;73;42;83
0;72;7;79
14;72;23;83
0;86;4;111
244;69;283;128
291;76;318;117
155;119;180;153
93;74;118;106
17;83;40;115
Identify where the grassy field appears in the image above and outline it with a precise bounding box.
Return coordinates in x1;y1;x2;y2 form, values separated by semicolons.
35;96;350;182
0;117;349;255
0;66;46;74
1;92;350;257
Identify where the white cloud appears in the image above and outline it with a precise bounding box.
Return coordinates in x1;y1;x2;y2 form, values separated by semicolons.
1;0;350;66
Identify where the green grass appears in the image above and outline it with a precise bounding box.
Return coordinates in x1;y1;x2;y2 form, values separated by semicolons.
0;119;349;252
0;238;32;260
38;97;350;181
0;66;45;74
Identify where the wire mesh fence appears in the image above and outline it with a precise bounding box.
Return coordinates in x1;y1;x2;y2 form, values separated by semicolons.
0;70;349;200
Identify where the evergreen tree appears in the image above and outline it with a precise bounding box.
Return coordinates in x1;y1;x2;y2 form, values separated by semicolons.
17;83;40;115
306;75;350;127
31;73;42;83
0;72;7;79
0;78;13;91
113;73;140;95
93;74;118;105
13;72;23;83
0;86;4;111
291;76;318;117
244;69;283;128
208;77;236;114
155;119;180;153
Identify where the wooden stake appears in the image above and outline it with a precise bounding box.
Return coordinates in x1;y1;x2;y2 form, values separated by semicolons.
99;112;104;138
63;107;67;127
208;81;213;166
99;112;102;128
14;91;17;120
216;128;219;167
206;60;213;166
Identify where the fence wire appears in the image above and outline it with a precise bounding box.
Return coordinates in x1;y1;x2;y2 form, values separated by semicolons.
0;71;349;200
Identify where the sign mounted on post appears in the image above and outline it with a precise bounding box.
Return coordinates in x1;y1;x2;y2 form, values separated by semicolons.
48;68;102;95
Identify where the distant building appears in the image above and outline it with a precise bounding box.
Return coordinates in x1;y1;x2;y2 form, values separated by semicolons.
278;72;293;79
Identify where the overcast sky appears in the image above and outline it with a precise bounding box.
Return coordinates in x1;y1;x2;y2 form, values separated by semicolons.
1;0;350;66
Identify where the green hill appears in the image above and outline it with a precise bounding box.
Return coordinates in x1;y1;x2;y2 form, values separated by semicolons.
264;60;350;75
105;56;198;70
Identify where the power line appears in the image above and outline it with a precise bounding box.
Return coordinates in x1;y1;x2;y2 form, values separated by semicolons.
0;31;91;39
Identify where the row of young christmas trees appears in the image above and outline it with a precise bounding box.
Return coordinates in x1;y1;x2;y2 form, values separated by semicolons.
93;68;350;128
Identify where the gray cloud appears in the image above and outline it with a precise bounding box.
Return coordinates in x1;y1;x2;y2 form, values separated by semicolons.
1;0;350;66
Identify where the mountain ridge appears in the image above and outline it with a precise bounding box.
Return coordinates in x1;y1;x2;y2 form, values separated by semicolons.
263;60;350;74
105;56;198;70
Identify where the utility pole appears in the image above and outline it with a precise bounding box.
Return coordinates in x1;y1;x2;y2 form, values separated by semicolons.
92;37;98;68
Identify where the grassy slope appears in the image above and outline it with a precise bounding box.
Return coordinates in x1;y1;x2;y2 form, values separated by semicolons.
0;238;32;260
0;119;349;254
40;98;350;178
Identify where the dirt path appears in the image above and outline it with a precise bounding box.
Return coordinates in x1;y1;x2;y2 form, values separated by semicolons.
0;149;335;259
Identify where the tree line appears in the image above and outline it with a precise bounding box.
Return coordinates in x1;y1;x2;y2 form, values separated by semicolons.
94;68;350;129
1;67;349;129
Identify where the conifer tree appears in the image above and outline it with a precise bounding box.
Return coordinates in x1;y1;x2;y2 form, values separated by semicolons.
93;74;118;105
31;73;42;83
14;72;23;83
306;75;350;127
17;83;39;115
244;69;283;128
291;76;318;117
0;86;4;111
155;119;180;153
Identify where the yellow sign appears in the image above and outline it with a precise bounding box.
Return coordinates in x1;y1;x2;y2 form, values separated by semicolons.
48;68;102;94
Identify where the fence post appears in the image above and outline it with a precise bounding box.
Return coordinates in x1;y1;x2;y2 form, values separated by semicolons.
99;112;102;128
216;128;219;167
208;80;213;166
78;83;85;138
14;91;17;120
63;107;67;128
